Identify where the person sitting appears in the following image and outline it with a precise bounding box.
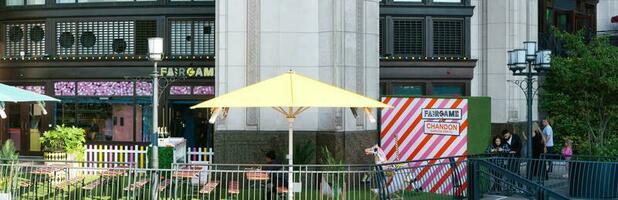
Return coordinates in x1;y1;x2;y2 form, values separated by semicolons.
486;135;511;155
263;151;286;199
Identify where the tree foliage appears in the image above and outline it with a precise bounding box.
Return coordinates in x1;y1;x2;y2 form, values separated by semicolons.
541;31;618;156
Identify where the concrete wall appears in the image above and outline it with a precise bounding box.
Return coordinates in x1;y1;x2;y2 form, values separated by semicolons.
470;0;539;127
213;130;379;164
597;0;618;32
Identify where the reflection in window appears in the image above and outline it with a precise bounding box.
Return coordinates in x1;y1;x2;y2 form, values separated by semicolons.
392;84;424;96
57;101;151;142
6;0;44;6
433;0;460;3
433;85;464;96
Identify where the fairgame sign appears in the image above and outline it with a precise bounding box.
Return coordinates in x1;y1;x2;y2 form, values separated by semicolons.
380;97;468;195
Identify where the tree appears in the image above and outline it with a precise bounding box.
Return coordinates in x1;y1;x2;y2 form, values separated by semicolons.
541;31;618;157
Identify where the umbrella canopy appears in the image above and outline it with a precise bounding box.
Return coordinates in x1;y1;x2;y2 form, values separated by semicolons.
612;15;618;23
192;71;389;200
0;83;60;118
0;83;59;103
191;71;389;108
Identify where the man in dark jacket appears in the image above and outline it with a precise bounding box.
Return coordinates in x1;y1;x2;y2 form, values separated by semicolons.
502;129;522;157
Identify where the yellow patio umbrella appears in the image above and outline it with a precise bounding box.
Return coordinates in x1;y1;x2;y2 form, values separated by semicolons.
191;71;390;199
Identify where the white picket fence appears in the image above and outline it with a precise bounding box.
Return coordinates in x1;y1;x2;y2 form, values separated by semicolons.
84;144;214;168
186;147;214;163
84;144;149;169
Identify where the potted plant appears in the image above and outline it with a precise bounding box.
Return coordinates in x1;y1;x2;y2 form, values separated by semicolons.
319;146;346;200
41;125;86;162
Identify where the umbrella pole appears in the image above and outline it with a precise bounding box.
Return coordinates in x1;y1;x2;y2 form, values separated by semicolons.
287;117;294;200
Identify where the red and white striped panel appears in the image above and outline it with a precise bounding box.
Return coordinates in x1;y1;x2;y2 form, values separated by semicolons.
380;97;468;195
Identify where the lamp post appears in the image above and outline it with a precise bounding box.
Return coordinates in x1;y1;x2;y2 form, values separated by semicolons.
148;37;163;200
507;41;551;158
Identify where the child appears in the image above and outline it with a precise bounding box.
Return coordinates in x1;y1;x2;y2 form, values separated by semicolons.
562;140;573;178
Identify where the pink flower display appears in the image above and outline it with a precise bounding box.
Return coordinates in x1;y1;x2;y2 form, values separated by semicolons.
77;81;133;96
192;86;214;95
136;82;153;96
16;86;46;95
54;82;76;96
170;86;192;95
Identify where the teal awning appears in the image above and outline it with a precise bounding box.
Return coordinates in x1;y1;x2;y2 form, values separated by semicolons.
0;83;60;118
0;83;59;103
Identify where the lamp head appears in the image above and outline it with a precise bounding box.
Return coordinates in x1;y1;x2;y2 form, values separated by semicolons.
524;41;537;61
148;37;164;62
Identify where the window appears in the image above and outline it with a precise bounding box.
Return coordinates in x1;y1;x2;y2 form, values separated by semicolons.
433;85;464;96
4;22;46;57
170;0;212;2
393;0;422;2
393;18;424;56
392;84;424;96
433;19;464;57
170;19;215;55
379;18;384;56
432;0;461;3
57;0;154;3
6;0;44;6
56;20;156;56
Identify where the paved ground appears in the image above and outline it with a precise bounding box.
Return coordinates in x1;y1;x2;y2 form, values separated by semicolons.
481;194;527;200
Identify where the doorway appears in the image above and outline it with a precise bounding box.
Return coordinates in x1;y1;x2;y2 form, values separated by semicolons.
169;102;212;148
2;103;47;155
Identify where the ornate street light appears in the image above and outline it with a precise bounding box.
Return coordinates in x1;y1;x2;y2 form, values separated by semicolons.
507;41;551;159
148;37;163;200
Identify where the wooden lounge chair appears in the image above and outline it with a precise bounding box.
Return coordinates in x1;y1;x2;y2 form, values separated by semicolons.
123;179;149;191
158;179;171;192
199;181;219;194
228;181;240;195
82;177;110;191
54;176;84;190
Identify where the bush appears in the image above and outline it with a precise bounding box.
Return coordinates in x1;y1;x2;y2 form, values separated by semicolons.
41;125;86;160
0;140;18;163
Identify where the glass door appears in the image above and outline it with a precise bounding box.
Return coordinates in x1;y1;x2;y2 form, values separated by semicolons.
5;104;45;155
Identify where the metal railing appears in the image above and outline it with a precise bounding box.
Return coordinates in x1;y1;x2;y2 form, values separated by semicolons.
469;155;618;199
0;157;467;200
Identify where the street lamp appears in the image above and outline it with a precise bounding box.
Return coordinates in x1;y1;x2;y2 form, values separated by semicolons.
506;41;551;158
148;37;163;200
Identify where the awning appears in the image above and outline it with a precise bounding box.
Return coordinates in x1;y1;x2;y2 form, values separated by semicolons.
0;83;60;118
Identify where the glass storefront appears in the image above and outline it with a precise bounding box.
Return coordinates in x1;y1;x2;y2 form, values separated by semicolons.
56;98;152;143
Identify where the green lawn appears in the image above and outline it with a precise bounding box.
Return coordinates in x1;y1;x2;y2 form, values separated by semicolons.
4;175;457;200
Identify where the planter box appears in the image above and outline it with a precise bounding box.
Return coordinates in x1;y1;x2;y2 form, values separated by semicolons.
569;162;618;198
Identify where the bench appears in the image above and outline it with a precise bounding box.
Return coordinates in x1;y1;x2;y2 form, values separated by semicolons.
54;176;84;190
82;177;110;190
124;179;149;191
228;181;239;195
19;181;31;188
158;179;171;192
276;186;288;193
199;181;219;194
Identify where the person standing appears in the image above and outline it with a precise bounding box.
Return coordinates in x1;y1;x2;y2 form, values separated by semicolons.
542;119;554;172
561;140;573;178
531;125;547;179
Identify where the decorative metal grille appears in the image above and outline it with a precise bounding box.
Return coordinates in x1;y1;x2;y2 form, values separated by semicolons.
57;21;138;55
433;19;464;57
393;18;424;56
170;19;215;55
379;18;384;56
3;22;46;57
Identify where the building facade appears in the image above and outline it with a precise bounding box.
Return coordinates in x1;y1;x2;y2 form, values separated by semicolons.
471;0;598;133
379;0;476;97
597;0;618;45
0;0;477;163
0;0;216;155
